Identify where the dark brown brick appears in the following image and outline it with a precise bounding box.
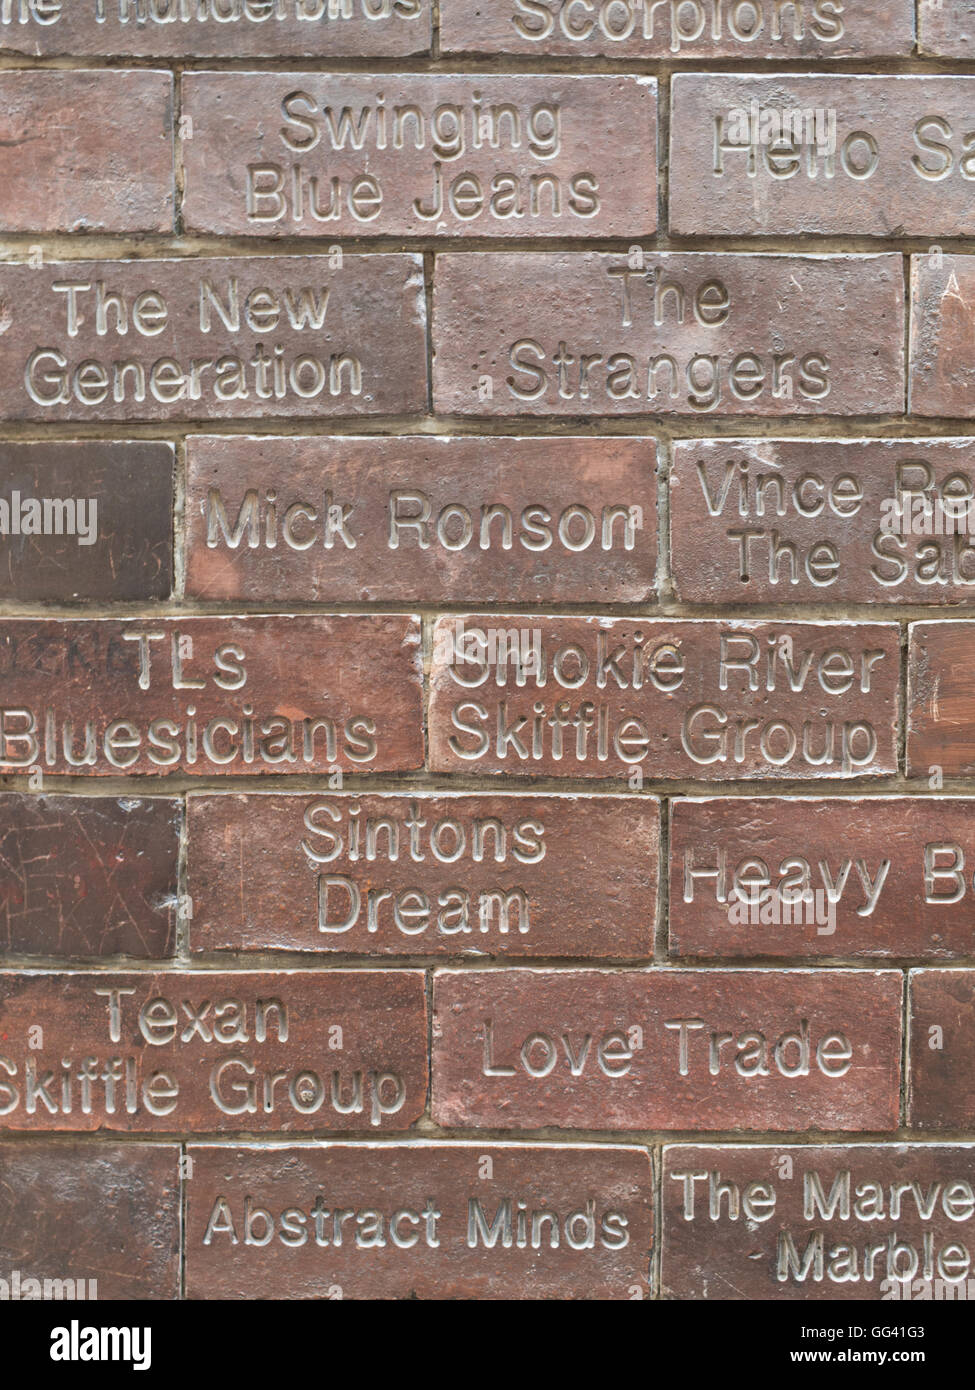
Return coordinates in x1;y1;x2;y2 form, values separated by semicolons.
0;254;426;423
439;0;914;58
0;615;423;778
0;0;432;57
432;968;902;1131
671;76;975;238
0;969;426;1132
428;615;899;780
0;794;178;959
908;621;975;779
910;970;975;1130
0;71;172;233
184;435;657;605
662;1144;975;1299
182;73;656;239
910;254;975;419
919;0;975;56
185;1141;652;1299
186;791;659;957
0;1141;179;1300
0;441;173;602
671;437;975;606
433;252;904;418
670;796;975;960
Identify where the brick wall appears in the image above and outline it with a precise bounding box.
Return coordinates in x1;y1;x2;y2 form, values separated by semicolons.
1;0;975;1302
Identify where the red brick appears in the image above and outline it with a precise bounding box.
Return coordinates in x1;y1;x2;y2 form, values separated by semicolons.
182;73;656;239
433;252;904;418
0;441;173;602
439;0;914;57
184;435;657;605
910;970;975;1130
428;615;899;780
908;621;975;778
0;794;178;959
0;0;432;56
431;968;902;1131
671;76;975;238
0;615;423;778
910;254;975;418
0;969;427;1132
186;791;659;958
671;437;975;605
0;1141;179;1300
670;796;975;960
0;71;172;233
662;1144;975;1300
0;254;426;423
185;1142;652;1299
919;0;975;56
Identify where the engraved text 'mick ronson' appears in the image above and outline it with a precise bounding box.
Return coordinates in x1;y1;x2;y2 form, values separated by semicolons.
427;616;899;780
432;252;905;417
0;255;426;422
0;971;427;1132
0;616;423;777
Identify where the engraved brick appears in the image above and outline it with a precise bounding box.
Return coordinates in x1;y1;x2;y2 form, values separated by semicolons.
185;1141;652;1299
910;970;975;1130
671;438;975;606
0;615;423;778
662;1144;975;1300
0;71;172;233
919;0;975;56
907;621;975;779
0;254;426;423
433;252;904;418
671;75;975;238
439;0;914;58
431;968;902;1131
670;796;975;960
427;615;899;780
0;1141;179;1300
910;254;975;419
0;969;426;1132
186;791;659;957
183;73;656;239
0;794;178;959
184;435;657;604
0;441;173;602
0;0;432;57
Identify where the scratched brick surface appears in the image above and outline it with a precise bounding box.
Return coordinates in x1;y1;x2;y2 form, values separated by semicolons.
0;1141;180;1300
0;441;173;602
186;791;659;957
910;255;975;419
0;71;173;233
432;253;905;418
670;797;975;960
662;1145;975;1300
182;73;657;239
671;76;975;238
910;970;975;1131
439;0;914;58
431;968;903;1132
671;438;975;605
0;615;423;777
185;1142;653;1299
908;622;975;778
0;794;178;959
0;970;427;1132
428;615;899;780
919;0;975;56
0;255;427;423
0;0;433;56
184;435;657;604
